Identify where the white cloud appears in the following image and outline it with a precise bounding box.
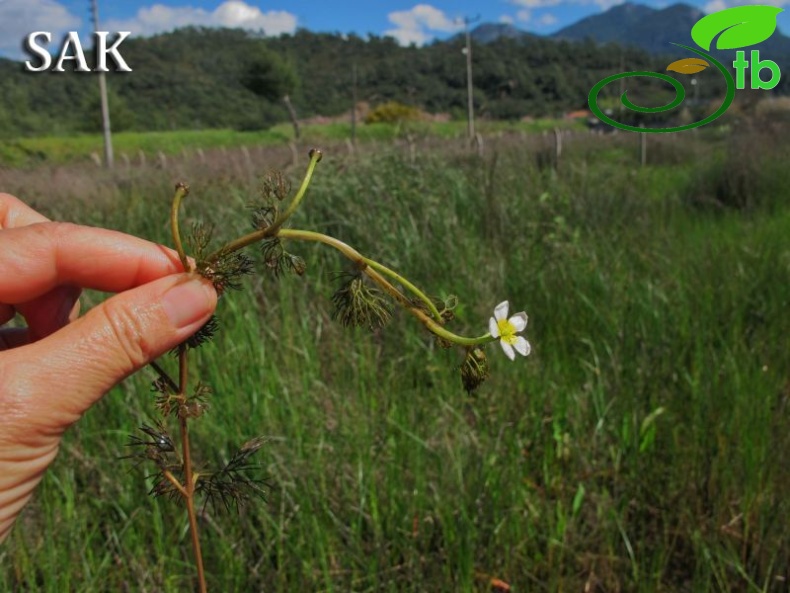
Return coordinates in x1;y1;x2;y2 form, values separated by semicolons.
704;0;790;10
538;13;559;25
510;0;562;7
500;15;516;24
0;0;80;58
516;9;532;22
384;4;462;46
593;0;625;9
104;1;297;37
703;0;726;11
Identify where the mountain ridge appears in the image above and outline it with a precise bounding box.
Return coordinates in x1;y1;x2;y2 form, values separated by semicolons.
467;1;790;60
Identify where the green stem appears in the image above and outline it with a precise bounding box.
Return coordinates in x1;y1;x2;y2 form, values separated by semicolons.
206;225;351;267
278;230;493;347
363;258;442;321
207;226;493;347
265;149;322;236
365;265;493;347
277;228;362;262
203;151;322;263
176;344;207;593
206;229;266;263
162;470;188;498
171;183;191;272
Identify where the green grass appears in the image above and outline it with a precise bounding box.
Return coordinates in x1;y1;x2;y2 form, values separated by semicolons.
0;129;289;167
1;132;789;591
0;119;582;167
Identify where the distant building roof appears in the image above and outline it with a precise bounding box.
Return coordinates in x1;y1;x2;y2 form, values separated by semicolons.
565;109;592;119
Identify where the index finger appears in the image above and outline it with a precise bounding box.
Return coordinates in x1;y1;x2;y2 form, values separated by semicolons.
0;193;50;229
0;221;186;304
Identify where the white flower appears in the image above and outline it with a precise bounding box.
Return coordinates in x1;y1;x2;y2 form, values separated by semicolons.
488;300;530;361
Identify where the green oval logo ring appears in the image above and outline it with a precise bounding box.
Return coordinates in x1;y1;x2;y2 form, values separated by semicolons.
588;44;736;133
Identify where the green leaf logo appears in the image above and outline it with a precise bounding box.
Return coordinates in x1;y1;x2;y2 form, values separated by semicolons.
691;5;783;50
667;57;710;74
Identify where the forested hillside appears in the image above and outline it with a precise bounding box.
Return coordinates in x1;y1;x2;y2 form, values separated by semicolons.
0;26;681;137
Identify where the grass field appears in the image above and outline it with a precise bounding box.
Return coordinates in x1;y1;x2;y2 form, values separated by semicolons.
1;126;789;591
0;119;581;168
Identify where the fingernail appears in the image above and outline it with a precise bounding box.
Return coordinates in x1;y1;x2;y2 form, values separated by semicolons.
162;278;215;329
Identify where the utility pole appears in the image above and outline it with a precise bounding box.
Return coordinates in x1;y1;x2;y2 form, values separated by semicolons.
90;0;114;168
351;62;357;146
462;16;480;141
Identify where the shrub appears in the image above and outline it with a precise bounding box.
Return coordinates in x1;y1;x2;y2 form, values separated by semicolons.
683;121;790;211
364;101;422;124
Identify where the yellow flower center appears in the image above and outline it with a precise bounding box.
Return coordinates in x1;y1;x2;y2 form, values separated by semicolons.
497;319;518;345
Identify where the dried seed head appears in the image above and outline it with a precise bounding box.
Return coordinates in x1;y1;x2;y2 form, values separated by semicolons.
259;170;291;203
441;295;458;322
197;437;269;513
251;205;278;230
198;252;254;294
331;273;392;331
260;239;306;277
287;254;306;276
184;315;219;350
187;222;214;261
460;347;490;393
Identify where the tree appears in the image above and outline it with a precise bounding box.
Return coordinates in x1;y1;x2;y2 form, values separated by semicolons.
242;47;301;139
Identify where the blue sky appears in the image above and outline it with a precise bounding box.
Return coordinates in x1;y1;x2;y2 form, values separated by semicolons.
2;0;787;58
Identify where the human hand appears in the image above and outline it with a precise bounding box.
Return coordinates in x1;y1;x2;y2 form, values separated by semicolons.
0;193;217;542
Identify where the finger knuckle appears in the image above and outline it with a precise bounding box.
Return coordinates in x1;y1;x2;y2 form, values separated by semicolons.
99;299;157;372
48;221;82;242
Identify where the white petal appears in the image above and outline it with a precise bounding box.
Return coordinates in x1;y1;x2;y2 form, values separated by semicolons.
513;336;531;357
509;312;528;333
489;316;500;338
500;339;516;361
493;301;509;321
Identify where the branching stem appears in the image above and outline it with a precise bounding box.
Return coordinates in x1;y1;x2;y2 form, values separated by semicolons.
153;151;497;593
362;258;442;321
264;149;322;236
277;230;493;347
162;470;188;498
177;344;206;593
171;184;192;272
209;225;492;347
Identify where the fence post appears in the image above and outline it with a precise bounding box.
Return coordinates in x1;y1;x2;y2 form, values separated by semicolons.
640;124;647;167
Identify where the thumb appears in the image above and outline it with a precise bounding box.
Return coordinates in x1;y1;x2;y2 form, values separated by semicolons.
2;274;217;438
